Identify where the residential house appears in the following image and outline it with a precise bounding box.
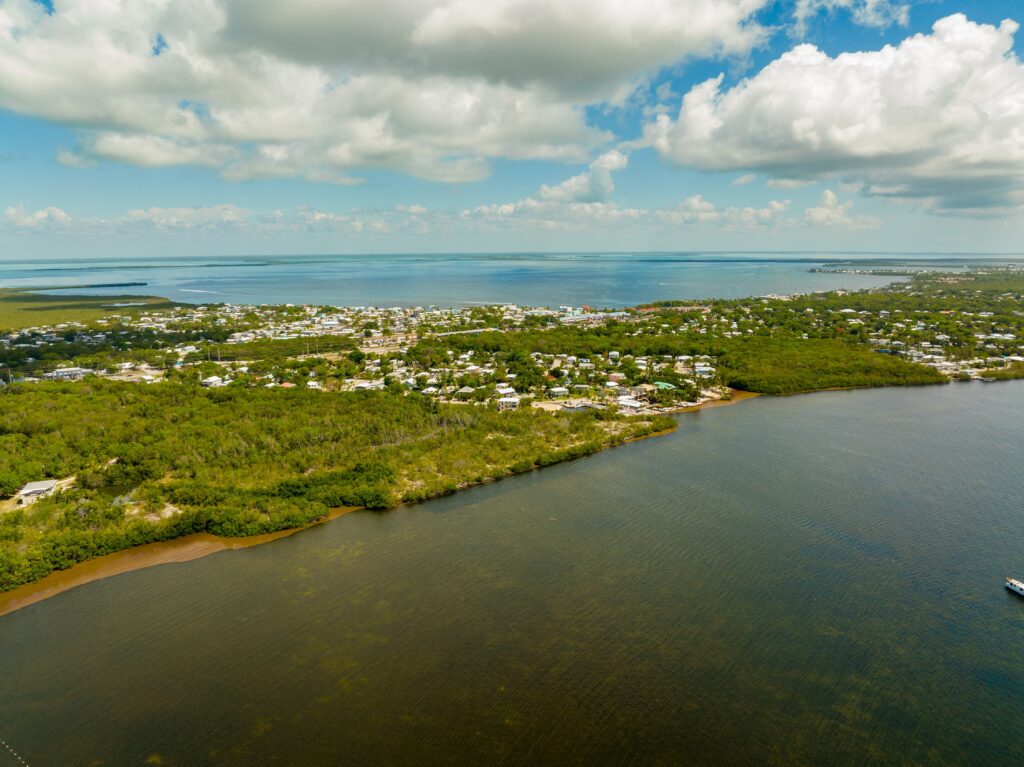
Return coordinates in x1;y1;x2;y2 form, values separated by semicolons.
18;479;59;506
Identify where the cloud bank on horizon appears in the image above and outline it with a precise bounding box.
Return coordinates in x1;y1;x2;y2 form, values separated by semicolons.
1;0;1023;254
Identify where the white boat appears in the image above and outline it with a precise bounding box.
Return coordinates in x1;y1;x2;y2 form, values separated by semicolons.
1006;578;1024;597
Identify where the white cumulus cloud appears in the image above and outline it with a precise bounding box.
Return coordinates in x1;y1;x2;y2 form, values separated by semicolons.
0;0;769;182
465;159;793;231
123;204;249;230
645;14;1024;216
803;190;879;229
4;188;870;239
4;204;71;228
538;150;629;203
655;195;791;227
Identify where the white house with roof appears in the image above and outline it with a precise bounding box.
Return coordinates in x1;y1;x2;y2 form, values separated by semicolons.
43;367;93;381
616;396;644;414
18;479;59;505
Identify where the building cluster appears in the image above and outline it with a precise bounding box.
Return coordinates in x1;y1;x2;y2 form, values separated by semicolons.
5;269;1024;408
4;301;719;414
197;345;719;415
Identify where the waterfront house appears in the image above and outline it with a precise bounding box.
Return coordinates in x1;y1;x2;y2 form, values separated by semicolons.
633;383;658;399
18;479;59;506
616;397;644;414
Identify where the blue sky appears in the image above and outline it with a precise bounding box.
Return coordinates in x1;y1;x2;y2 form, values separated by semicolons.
1;0;1023;257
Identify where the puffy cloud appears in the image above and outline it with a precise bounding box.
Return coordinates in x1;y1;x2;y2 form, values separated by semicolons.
0;0;768;182
471;152;635;224
538;150;629;202
3;204;71;228
803;190;879;228
645;15;1024;215
0;201;427;237
466;160;792;230
297;208;367;232
767;178;814;190
226;0;767;100
4;187;861;238
2;203;257;234
80;134;238;169
469;197;648;230
407;0;766;100
794;0;909;34
655;195;791;227
123;204;249;229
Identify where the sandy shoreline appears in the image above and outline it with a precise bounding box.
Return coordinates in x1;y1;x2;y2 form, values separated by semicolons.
671;389;761;412
0;391;759;619
0;506;360;618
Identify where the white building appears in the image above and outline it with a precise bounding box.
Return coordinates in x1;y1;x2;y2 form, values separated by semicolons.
43;367;93;381
18;479;58;505
616;397;644;414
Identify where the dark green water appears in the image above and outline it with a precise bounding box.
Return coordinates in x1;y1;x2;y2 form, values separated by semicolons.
1;383;1022;766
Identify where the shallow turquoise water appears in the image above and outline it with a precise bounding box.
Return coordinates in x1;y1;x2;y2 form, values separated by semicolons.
0;252;913;307
0;382;1022;765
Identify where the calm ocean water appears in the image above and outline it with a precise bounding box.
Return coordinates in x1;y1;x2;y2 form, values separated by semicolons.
0;382;1022;765
0;252;979;307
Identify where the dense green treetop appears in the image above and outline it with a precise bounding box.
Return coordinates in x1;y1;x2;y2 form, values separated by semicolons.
0;381;671;591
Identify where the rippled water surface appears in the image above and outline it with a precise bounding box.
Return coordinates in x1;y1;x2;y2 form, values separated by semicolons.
1;382;1022;765
0;252;914;307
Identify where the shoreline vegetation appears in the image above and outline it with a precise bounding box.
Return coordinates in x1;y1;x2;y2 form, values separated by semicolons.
0;382;678;597
2;267;1023;609
0;506;360;618
0;394;763;616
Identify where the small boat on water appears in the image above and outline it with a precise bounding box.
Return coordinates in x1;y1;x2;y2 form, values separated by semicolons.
1006;578;1024;597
